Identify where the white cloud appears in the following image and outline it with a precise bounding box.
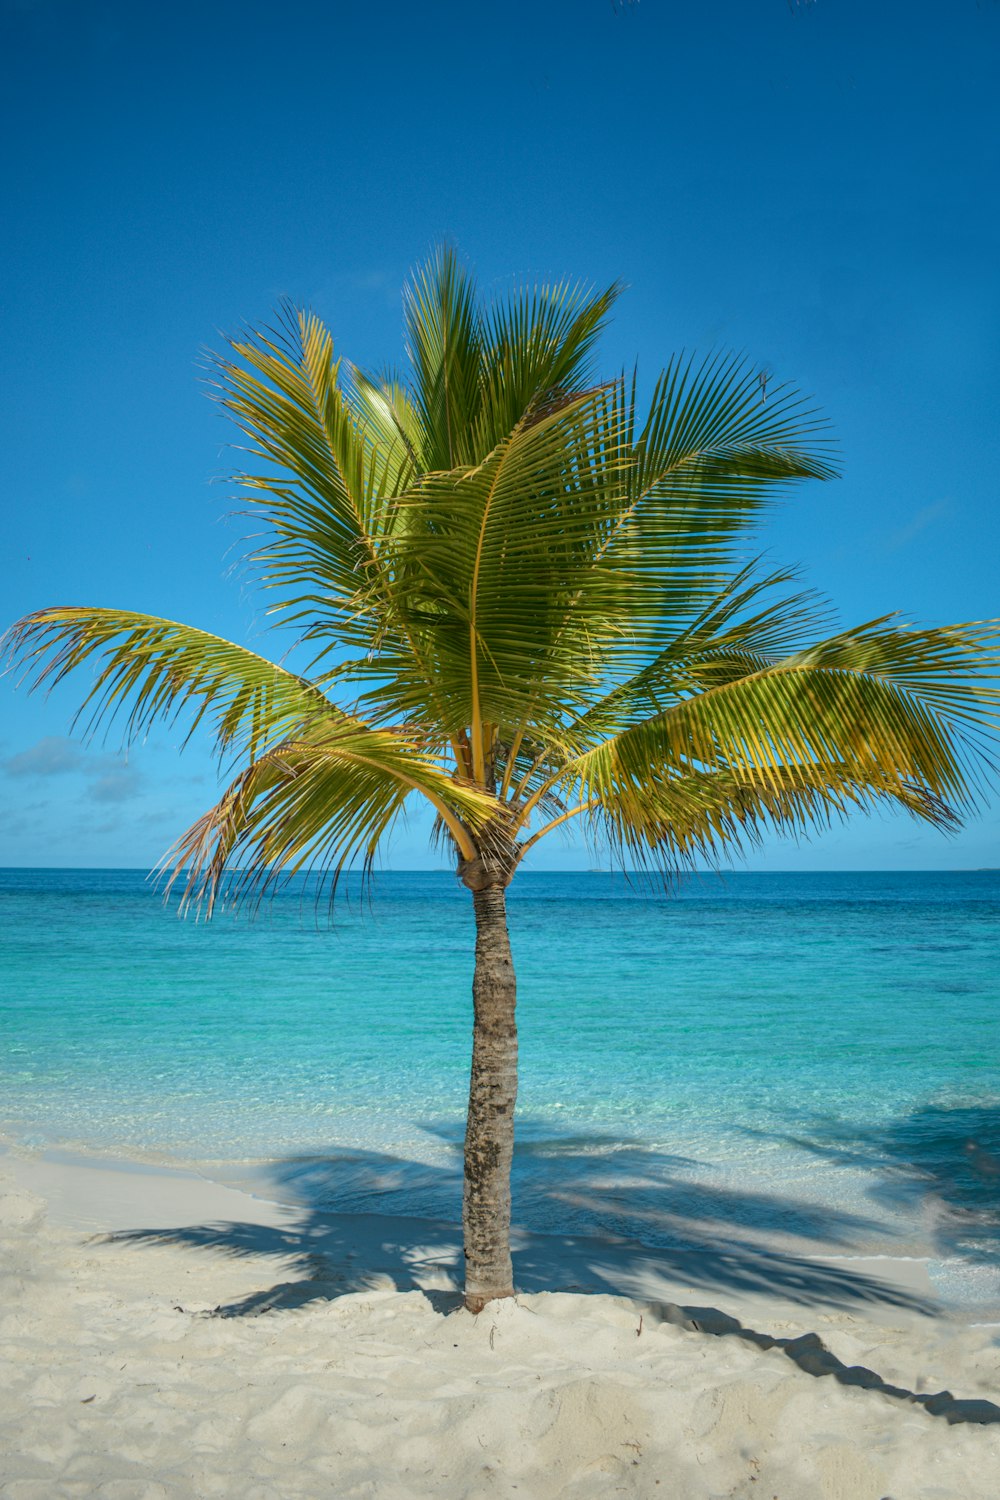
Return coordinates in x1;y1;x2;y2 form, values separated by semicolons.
886;499;951;552
88;764;144;803
2;737;84;776
2;737;144;802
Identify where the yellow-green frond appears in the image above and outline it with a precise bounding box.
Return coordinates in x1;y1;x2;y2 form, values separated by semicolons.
557;618;1000;830
578;763;961;874
165;725;498;913
376;384;634;744
214;308;399;645
4;607;339;761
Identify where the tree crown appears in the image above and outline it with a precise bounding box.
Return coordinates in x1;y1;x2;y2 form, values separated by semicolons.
7;248;999;907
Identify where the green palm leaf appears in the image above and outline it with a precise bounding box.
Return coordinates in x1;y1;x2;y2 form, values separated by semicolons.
216;308;402;649
403;245;485;470
6;607;336;759
5;606;498;882
520;762;959;874
531;618;1000;853
474;276;621;451
167;726;497;914
378;383;633;766
592;354;838;672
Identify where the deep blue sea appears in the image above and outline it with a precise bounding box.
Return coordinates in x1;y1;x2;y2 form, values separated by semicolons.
2;868;999;1304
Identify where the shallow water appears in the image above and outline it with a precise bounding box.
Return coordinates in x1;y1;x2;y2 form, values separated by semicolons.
2;867;999;1305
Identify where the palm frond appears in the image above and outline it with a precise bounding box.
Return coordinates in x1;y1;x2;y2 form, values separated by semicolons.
376;384;634;760
570;762;962;876
214;308;396;644
403;246;484;470
474;277;621;450
166;723;499;913
591;353;838;661
347;367;423;489
551;618;1000;830
567;562;834;741
4;607;338;761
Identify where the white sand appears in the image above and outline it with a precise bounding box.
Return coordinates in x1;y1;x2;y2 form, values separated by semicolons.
2;1147;999;1500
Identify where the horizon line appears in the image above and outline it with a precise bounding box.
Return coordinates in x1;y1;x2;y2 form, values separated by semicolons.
1;865;996;876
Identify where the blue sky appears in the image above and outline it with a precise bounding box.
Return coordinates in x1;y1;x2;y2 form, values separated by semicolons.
2;0;998;871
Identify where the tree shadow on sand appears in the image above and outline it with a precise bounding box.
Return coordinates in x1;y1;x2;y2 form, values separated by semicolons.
107;1121;936;1320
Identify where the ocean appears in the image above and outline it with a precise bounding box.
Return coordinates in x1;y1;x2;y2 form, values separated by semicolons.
2;867;998;1307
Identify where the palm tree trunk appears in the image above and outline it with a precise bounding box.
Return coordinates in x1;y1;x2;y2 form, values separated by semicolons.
463;882;518;1312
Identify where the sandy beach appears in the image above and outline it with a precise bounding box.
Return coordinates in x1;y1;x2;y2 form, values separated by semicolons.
2;1144;999;1499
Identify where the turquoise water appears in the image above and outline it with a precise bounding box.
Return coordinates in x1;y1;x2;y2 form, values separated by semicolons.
2;868;999;1289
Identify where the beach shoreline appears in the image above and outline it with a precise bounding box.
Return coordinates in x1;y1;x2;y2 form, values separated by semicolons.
3;1141;1000;1498
0;1135;946;1313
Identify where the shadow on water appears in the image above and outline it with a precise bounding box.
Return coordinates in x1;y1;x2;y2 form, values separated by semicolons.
744;1102;1000;1270
108;1120;936;1320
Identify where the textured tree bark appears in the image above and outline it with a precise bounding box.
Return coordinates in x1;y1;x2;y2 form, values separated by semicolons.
462;882;518;1312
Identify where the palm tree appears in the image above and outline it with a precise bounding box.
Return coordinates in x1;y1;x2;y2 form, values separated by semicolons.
7;250;998;1311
